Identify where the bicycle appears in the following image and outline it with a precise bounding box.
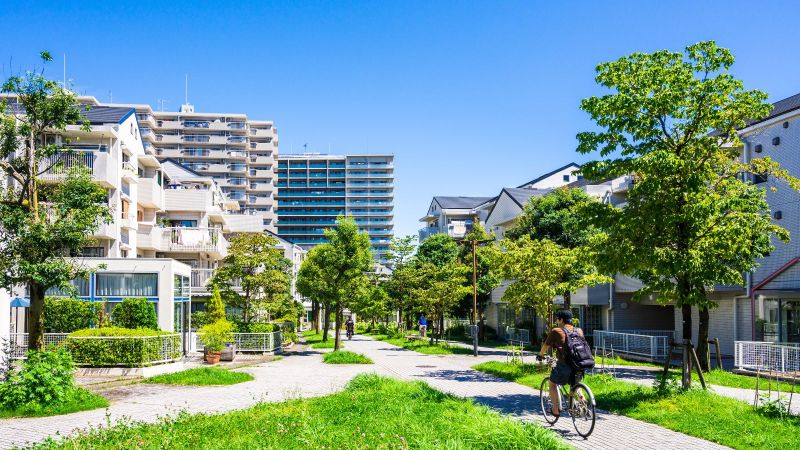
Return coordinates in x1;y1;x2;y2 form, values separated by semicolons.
537;355;596;438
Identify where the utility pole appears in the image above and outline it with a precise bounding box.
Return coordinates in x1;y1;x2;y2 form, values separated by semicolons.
471;239;478;357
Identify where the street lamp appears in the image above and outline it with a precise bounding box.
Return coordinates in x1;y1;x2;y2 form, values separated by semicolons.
468;238;494;357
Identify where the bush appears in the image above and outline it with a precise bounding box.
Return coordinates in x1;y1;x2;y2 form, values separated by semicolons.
231;321;280;333
64;328;180;367
0;348;75;410
272;317;296;332
112;298;158;330
44;297;95;333
206;286;226;323
191;311;210;329
282;331;297;345
199;321;234;353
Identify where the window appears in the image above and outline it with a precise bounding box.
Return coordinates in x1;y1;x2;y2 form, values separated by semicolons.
75;247;105;258
563;175;570;182
46;277;91;297
754;173;768;184
96;273;158;297
174;275;190;298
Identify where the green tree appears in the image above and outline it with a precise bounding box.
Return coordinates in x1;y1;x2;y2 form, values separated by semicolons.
0;53;112;351
211;233;292;323
412;262;472;343
577;41;798;377
384;235;417;329
296;217;373;350
351;283;389;329
206;285;226;323
506;188;601;308
487;236;611;326
417;233;458;267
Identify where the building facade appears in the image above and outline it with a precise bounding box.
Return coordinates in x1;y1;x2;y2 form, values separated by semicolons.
275;153;394;263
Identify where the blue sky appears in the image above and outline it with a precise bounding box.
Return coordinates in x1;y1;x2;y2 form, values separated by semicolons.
3;1;800;238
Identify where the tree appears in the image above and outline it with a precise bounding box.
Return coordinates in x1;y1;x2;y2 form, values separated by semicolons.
206;285;226;323
487;236;611;327
211;233;292;323
577;41;798;378
384;235;417;329
417;233;458;267
506;188;601;308
0;53;112;351
351;283;389;329
296;217;373;351
412;262;472;343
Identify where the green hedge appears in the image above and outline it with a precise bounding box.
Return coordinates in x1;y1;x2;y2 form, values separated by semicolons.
112;298;158;330
44;297;96;333
64;328;181;367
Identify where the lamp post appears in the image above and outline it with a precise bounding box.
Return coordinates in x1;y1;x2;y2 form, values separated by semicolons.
469;238;494;357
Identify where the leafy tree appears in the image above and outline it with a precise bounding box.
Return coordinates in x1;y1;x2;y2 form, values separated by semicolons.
506;188;601;308
417;233;458;267
384;235;417;329
577;41;799;376
211;233;292;323
206;285;226;323
487;236;611;326
351;283;389;329
412;262;472;342
296;217;373;350
0;53;112;351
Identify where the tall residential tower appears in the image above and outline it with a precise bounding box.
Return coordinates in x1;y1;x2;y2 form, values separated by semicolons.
275;153;394;263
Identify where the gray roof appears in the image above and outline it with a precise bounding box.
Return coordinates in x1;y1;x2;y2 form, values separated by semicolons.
434;196;495;209
517;162;580;188
502;187;551;207
748;92;800;126
3;97;134;125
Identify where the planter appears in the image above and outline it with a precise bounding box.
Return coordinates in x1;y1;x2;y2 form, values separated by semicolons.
221;343;236;361
206;351;222;365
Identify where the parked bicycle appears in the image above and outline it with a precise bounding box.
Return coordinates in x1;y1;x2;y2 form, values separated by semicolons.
537;354;596;438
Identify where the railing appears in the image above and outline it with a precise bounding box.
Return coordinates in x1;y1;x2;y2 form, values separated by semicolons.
162;227;226;253
593;330;671;362
8;333;70;359
195;332;283;353
121;161;137;174
734;341;800;373
506;327;531;345
39;151;95;178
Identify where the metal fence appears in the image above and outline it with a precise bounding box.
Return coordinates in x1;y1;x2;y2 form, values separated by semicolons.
734;341;800;373
593;330;671;362
8;333;70;359
506;327;531;345
194;332;283;353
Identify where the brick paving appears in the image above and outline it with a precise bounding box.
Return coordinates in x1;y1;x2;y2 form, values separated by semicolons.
0;335;731;449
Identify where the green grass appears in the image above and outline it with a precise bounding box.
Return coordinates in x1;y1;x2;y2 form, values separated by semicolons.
594;355;662;368
302;330;338;349
668;368;795;391
145;367;254;386
32;374;568;450
0;388;108;419
473;361;800;450
322;351;373;364
369;334;474;355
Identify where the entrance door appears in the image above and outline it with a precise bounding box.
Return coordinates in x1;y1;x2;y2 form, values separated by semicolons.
783;301;800;343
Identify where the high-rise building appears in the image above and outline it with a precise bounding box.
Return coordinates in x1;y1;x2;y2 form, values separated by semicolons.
275;153;394;263
82;98;278;232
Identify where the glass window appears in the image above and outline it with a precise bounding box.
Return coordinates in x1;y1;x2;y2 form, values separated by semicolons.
174;275;190;298
96;273;158;297
46;277;91;297
563;175;570;182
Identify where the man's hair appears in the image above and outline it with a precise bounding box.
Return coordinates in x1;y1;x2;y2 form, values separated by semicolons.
555;309;573;323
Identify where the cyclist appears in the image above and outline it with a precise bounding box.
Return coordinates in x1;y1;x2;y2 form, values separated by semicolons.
538;309;584;417
418;314;428;338
345;317;355;339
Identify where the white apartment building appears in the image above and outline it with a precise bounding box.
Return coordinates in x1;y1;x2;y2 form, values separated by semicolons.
78;97;278;233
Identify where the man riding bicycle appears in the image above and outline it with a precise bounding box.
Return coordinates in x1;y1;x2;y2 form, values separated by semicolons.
345;317;355;338
538;309;583;418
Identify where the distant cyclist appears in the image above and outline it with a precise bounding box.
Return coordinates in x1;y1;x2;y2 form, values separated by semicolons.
418;314;428;338
345;317;355;339
539;310;584;417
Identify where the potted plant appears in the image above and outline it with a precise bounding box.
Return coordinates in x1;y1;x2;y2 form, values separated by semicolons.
199;320;233;365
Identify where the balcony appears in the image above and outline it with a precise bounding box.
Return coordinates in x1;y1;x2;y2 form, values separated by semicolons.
247;196;271;205
120;211;138;230
121;161;138;181
249;155;273;164
164;189;218;212
156;148;182;158
222;213;263;233
248;169;273;178
228;151;247;159
136;224;161;250
38;151;117;188
91;221;118;239
160;227;227;258
138;177;164;209
155;134;183;144
249;143;272;151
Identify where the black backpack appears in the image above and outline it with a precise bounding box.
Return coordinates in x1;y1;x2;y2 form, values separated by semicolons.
562;326;595;371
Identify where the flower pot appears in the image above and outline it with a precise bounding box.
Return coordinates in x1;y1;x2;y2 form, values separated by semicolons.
206;351;222;365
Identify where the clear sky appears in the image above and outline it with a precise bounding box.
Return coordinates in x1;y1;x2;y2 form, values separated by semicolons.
3;1;799;238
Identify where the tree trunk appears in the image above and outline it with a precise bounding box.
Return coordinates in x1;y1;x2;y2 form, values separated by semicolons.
334;306;342;351
397;303;403;332
311;300;319;334
322;305;330;342
698;306;710;372
563;291;571;310
681;303;692;389
28;281;45;352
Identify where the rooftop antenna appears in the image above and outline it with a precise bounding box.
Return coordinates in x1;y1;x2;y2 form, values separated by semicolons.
185;74;189;104
303;143;308;152
157;99;168;112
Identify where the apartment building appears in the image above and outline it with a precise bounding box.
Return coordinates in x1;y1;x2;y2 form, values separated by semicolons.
418;197;495;242
275;153;394;263
79;98;278;232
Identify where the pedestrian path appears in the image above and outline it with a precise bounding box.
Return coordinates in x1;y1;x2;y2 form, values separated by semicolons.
344;334;729;450
0;335;731;450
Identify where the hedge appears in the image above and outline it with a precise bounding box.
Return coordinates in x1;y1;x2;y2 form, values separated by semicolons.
64;328;181;367
112;298;158;330
44;297;96;333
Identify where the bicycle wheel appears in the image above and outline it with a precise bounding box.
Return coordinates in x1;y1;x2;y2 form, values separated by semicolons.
569;383;596;438
539;378;560;425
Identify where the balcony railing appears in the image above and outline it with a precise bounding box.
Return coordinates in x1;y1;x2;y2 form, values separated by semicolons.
161;227;227;255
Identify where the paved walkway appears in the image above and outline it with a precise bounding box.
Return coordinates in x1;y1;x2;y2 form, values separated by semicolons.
1;335;730;449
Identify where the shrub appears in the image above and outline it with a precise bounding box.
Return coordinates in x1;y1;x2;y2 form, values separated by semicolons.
282;331;297;345
64;328;180;367
206;286;226;323
112;298;158;330
199;321;233;353
191;311;210;329
272;316;296;332
0;348;75;410
44;297;95;333
249;323;280;333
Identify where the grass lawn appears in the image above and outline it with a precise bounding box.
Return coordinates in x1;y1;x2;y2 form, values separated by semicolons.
368;333;474;355
322;351;373;364
33;374;568;450
0;388;108;419
302;330;337;349
145;367;254;386
473;361;800;450
594;355;662;368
